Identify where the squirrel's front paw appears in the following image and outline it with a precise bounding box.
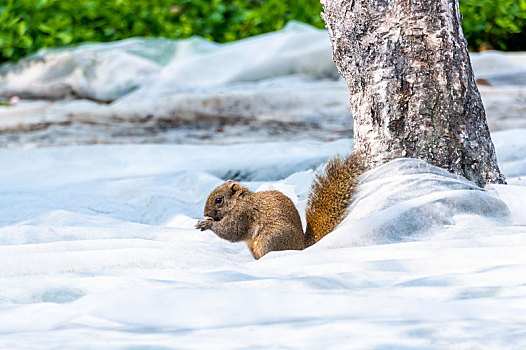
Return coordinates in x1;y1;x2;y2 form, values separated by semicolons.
195;217;214;231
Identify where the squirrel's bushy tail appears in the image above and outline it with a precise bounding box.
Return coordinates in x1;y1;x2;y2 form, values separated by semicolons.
304;153;366;247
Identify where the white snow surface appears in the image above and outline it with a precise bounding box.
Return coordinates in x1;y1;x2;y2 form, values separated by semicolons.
1;22;525;138
0;22;345;133
1;129;526;349
0;22;336;102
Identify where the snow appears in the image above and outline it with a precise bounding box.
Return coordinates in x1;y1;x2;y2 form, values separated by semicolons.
1;128;526;349
0;22;341;137
0;22;335;102
1;23;525;148
1;21;526;349
471;51;526;86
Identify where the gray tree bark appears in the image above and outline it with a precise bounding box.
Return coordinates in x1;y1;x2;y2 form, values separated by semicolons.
320;0;506;187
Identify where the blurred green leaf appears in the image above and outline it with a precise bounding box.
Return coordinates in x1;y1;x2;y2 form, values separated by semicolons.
37;23;54;34
56;31;73;45
17;21;27;36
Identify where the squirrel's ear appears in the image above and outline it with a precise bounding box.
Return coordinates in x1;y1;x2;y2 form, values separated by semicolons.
228;181;239;194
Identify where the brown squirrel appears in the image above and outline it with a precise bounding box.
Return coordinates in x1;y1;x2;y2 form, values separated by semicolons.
195;153;366;258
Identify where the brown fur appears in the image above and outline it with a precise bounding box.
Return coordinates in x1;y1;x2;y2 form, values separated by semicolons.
196;153;366;258
196;181;304;259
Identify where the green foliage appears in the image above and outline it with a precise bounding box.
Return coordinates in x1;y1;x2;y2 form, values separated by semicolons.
0;0;324;63
460;0;526;51
0;0;524;64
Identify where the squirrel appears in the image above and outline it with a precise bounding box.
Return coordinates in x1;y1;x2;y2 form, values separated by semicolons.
195;153;366;259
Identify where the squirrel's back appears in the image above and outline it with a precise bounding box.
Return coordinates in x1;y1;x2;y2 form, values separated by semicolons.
249;190;304;258
304;153;366;247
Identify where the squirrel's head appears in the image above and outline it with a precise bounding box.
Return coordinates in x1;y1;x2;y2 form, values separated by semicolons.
203;180;250;222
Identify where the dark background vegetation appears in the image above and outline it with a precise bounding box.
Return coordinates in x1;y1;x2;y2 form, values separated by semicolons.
1;0;525;64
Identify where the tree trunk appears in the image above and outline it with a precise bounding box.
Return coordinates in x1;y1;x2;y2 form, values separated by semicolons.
320;0;506;187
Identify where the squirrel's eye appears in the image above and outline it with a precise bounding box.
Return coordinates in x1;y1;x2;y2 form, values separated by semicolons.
215;197;223;204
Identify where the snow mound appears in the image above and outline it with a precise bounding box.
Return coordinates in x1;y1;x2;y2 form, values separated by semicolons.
0;22;335;102
2;23;525;144
1;132;526;348
318;158;510;248
2;25;524;104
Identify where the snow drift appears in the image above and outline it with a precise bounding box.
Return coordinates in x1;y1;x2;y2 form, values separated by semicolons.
1;22;525;143
1;129;526;348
